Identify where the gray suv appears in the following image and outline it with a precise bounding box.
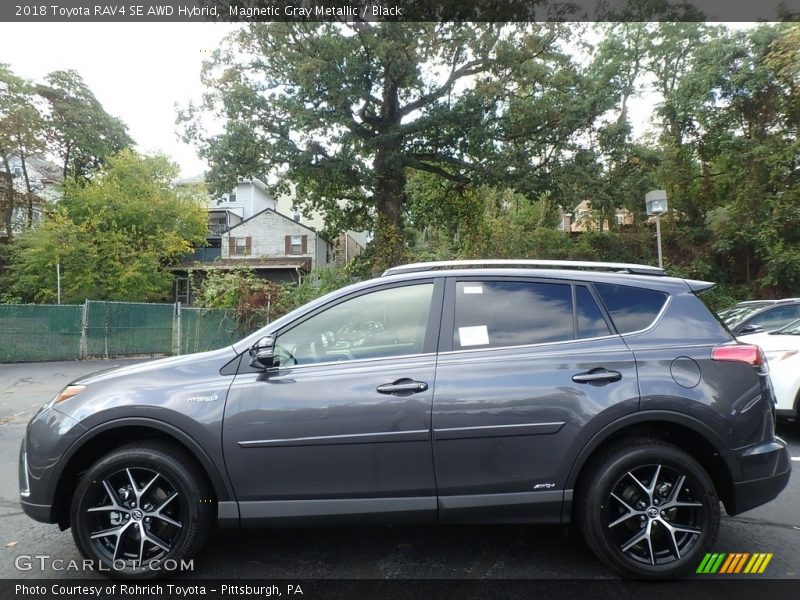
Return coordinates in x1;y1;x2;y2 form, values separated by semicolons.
19;260;791;579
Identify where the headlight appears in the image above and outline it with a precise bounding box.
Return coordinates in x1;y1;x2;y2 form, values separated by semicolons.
48;385;86;407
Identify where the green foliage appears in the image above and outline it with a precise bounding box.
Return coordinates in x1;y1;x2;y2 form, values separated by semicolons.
0;63;47;236
195;266;356;331
2;151;207;303
37;69;134;180
182;23;617;273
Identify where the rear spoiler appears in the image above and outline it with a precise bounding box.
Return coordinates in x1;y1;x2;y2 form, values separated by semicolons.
685;279;716;294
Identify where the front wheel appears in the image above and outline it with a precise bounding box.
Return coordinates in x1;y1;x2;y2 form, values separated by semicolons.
70;441;215;579
578;438;720;579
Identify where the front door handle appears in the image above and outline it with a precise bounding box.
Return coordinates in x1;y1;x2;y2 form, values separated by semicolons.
376;379;429;395
572;369;622;384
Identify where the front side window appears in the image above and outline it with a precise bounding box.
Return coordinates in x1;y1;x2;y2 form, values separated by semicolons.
274;283;434;366
453;280;574;349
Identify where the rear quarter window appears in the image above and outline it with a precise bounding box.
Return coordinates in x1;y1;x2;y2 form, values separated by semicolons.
594;282;668;334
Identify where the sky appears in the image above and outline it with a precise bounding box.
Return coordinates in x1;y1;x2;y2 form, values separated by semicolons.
0;22;755;179
0;22;239;178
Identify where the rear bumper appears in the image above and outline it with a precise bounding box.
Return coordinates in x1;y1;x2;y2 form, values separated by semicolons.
727;438;791;515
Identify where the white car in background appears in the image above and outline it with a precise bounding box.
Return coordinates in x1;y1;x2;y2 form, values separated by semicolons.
739;318;800;425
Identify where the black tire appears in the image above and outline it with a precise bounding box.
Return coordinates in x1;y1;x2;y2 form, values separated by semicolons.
70;441;215;579
578;438;720;579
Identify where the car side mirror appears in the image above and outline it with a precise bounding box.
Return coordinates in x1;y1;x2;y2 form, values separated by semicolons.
738;324;764;335
249;335;276;369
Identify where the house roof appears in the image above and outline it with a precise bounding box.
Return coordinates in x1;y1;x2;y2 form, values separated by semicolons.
224;207;330;242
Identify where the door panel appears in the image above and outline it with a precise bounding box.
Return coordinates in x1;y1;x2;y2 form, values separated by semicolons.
432;278;639;522
224;355;437;501
222;280;443;520
433;339;638;495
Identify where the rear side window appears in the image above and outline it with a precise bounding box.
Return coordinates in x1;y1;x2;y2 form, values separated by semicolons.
594;283;668;333
576;286;612;338
452;281;612;349
454;281;573;349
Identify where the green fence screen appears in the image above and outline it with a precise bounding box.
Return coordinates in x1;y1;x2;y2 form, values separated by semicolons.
0;301;251;363
0;304;83;362
180;307;240;354
85;301;175;358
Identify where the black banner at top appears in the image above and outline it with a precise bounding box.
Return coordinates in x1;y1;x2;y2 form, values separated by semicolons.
2;0;799;22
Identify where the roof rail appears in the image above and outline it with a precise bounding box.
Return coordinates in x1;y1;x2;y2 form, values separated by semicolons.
382;259;666;277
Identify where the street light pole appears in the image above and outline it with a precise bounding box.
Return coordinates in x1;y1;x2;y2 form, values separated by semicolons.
645;190;668;269
655;215;663;269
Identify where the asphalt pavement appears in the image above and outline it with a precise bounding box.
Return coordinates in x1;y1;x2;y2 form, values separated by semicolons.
0;359;798;580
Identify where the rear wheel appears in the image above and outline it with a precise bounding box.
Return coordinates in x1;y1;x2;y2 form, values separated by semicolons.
70;441;214;579
578;438;720;578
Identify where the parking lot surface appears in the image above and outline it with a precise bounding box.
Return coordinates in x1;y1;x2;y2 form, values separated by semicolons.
1;359;798;579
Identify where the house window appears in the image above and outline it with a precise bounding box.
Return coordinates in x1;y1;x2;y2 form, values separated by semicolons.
229;236;252;256
290;235;302;253
228;193;237;203
286;234;307;255
615;213;625;225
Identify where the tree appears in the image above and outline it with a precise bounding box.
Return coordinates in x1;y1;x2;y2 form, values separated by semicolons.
3;151;207;303
0;64;46;237
182;23;610;272
37;70;133;181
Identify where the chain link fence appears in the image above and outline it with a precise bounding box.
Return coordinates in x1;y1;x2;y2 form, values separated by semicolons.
0;301;246;363
0;304;83;362
180;307;239;355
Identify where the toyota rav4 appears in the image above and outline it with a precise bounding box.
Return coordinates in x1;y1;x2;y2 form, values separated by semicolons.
19;260;791;578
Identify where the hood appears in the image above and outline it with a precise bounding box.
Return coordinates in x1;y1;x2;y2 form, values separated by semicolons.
73;346;237;386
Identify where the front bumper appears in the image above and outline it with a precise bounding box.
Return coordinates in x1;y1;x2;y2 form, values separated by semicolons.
727;438;791;515
19;438;56;523
19;407;86;524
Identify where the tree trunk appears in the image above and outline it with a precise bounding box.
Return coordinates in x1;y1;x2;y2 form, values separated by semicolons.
62;141;71;180
0;155;15;240
370;73;407;275
372;147;406;275
20;154;34;227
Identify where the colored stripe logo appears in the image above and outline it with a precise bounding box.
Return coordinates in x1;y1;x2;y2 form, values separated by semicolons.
696;553;773;574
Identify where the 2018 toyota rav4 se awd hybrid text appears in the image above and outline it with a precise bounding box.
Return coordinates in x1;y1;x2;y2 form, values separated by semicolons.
19;260;791;579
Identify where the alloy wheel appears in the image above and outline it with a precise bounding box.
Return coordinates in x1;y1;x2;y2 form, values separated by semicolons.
605;463;705;566
84;467;183;567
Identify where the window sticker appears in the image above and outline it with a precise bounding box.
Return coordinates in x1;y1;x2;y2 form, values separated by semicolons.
462;285;484;295
459;325;490;347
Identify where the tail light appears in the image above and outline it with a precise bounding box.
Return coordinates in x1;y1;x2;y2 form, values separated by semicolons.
711;344;766;368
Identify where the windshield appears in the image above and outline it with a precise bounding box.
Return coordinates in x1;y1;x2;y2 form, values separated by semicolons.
770;317;800;335
721;303;773;326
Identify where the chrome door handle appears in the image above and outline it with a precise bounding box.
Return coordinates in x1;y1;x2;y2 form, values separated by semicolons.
376;379;429;395
572;369;622;384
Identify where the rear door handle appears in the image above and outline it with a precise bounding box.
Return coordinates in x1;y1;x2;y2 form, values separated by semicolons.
572;369;622;384
376;379;429;395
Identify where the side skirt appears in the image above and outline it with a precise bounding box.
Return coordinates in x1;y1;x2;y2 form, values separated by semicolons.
238;496;437;527
228;492;569;528
438;490;565;524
